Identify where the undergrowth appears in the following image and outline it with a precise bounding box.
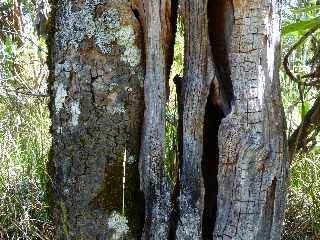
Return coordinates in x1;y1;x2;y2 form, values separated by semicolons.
0;1;54;235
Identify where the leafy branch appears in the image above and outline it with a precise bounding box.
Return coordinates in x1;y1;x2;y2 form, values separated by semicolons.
283;16;320;160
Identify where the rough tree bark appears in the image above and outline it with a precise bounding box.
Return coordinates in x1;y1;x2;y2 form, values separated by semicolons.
213;1;288;239
176;0;214;239
132;1;177;239
174;0;288;239
49;0;288;239
49;0;145;238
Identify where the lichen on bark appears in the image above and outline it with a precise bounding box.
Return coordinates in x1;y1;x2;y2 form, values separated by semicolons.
49;0;145;238
48;0;289;239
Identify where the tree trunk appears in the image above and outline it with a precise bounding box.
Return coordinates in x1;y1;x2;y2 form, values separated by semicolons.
133;0;177;239
49;0;288;239
49;0;144;238
176;0;213;239
176;0;288;239
213;1;288;239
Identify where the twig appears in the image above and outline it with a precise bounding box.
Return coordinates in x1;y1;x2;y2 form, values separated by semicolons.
288;95;320;161
283;25;320;86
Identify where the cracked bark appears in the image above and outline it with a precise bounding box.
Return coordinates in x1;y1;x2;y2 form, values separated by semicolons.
49;0;144;239
213;1;288;239
133;0;178;239
49;0;289;239
176;1;214;239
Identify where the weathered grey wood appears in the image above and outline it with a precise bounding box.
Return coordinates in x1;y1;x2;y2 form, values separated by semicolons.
213;1;288;239
49;0;144;238
133;0;177;239
202;3;235;239
176;0;214;239
49;0;289;239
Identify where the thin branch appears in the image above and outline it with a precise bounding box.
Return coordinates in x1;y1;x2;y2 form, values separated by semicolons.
300;72;320;86
288;95;320;160
283;25;320;86
16;90;48;97
301;72;319;79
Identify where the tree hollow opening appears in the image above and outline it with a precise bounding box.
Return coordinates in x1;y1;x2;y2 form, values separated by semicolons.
202;92;224;240
202;0;234;238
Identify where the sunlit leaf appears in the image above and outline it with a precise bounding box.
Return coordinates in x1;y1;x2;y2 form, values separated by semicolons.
291;5;320;14
282;17;320;36
301;101;311;119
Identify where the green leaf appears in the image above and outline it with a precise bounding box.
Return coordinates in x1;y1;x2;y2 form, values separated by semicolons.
301;101;311;119
282;17;320;36
4;37;14;55
291;5;320;14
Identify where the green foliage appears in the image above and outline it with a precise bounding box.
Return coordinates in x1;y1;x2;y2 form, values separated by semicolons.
282;17;320;35
0;0;53;238
164;16;184;186
291;5;320;14
281;1;320;239
283;153;320;240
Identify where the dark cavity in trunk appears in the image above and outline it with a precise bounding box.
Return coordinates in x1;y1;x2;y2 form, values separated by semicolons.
202;94;224;240
202;0;234;238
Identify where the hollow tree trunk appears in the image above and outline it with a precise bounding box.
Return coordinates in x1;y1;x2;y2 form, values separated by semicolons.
49;0;145;238
213;1;288;239
175;0;288;239
49;0;288;239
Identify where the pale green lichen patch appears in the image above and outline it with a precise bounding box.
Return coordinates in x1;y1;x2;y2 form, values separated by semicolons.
54;82;67;113
106;104;126;114
56;1;141;67
115;26;141;67
70;100;80;126
127;155;135;165
59;200;70;238
54;62;71;113
108;212;129;239
57;126;63;134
